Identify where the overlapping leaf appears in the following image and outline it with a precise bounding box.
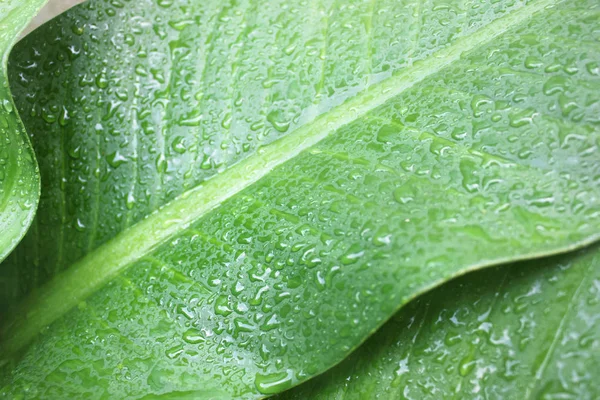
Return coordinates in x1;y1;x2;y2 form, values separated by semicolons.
1;0;599;398
0;0;45;263
282;246;600;399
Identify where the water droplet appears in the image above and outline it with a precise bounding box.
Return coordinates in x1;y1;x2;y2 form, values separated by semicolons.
155;154;167;172
107;151;127;168
221;112;232;129
1;99;13;113
171;136;186;154
458;354;476;376
524;56;543;69
71;25;84;36
67;145;81;159
471;94;493;117
543;76;568;96
214;295;233;316
341;244;365;265
376;124;399;144
254;370;294;395
459;157;480;193
508;108;536;128
75;218;86;232
126;192;136;210
266;110;290;133
393;184;416;204
95;73;109;89
182;329;205;344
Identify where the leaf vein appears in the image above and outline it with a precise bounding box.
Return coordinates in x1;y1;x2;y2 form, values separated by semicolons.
1;0;558;354
524;260;592;399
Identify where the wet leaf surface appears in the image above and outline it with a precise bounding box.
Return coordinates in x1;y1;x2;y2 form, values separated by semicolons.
1;0;599;398
281;246;600;400
0;0;45;263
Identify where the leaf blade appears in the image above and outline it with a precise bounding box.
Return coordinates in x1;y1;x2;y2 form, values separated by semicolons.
2;0;600;398
0;0;46;264
280;246;600;399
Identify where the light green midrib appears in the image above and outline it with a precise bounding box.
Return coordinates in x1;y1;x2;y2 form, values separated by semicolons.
1;0;556;354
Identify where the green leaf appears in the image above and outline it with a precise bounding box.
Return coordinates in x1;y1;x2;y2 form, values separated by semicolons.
0;0;45;263
281;246;600;400
2;0;599;398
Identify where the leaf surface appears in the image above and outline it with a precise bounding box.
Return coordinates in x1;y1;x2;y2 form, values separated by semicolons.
281;246;600;400
1;0;600;398
0;0;45;263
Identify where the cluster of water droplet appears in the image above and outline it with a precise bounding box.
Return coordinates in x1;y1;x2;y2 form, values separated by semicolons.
1;0;599;398
0;0;40;272
283;249;600;400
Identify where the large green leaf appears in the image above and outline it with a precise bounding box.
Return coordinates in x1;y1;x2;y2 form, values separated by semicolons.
1;0;599;398
281;246;600;399
0;0;45;263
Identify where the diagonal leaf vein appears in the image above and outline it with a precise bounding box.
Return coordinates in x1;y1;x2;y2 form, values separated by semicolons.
1;0;557;354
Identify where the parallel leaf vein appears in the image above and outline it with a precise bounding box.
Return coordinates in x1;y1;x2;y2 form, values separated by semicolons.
1;0;557;354
523;260;592;399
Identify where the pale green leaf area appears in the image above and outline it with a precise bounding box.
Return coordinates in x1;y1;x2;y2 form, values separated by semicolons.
281;245;600;400
0;0;45;263
0;0;599;398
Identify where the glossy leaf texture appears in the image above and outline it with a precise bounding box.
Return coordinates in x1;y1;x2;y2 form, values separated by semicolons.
281;246;600;400
1;0;600;398
0;0;45;263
